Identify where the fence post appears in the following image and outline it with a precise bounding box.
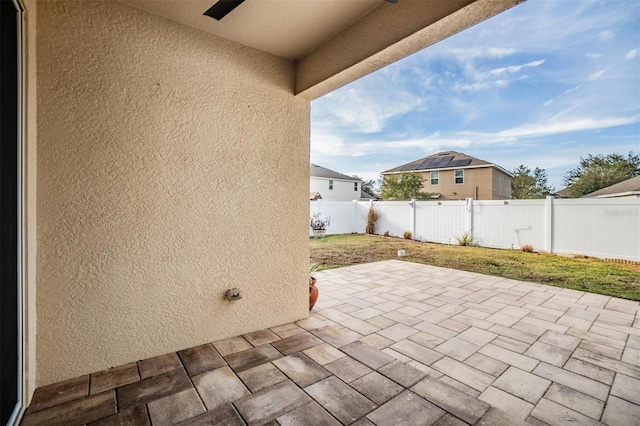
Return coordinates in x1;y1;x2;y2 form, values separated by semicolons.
465;198;474;237
410;199;416;239
545;196;553;253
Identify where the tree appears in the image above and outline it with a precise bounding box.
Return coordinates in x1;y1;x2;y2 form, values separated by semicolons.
361;179;378;196
352;175;380;196
380;172;432;200
511;165;554;199
563;152;640;197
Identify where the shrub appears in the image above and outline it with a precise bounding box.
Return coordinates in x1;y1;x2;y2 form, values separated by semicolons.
403;231;412;240
383;231;390;237
366;206;379;234
456;231;478;247
310;213;330;231
521;244;534;253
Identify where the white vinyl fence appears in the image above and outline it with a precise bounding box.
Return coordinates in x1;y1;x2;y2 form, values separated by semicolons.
310;197;640;262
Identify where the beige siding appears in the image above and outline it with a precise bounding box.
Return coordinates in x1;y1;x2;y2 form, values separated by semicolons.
418;167;510;200
36;0;309;385
492;168;512;200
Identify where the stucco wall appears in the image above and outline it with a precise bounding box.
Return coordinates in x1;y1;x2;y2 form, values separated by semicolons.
36;0;309;385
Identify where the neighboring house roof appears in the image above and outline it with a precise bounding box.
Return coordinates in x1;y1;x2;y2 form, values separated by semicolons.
382;151;512;176
554;187;573;198
310;192;322;201
360;190;377;200
311;164;361;182
584;176;640;198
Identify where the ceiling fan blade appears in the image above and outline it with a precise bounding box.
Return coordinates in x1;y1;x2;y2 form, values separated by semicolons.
203;0;245;21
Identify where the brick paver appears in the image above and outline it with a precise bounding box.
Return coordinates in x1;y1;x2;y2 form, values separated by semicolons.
22;260;640;425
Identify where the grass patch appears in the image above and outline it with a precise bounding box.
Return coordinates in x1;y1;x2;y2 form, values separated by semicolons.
310;234;640;301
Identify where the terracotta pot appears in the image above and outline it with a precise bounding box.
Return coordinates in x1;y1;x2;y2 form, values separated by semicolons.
309;277;319;310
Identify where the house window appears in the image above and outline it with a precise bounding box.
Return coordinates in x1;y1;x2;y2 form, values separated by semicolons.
354;182;358;192
329;180;333;190
454;170;464;184
430;171;439;185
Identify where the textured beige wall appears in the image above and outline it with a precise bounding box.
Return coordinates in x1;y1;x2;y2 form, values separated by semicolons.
36;0;309;386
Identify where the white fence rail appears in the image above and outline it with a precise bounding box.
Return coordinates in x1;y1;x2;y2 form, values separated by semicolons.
310;197;640;262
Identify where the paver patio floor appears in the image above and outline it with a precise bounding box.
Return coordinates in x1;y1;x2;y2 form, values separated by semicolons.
22;260;640;425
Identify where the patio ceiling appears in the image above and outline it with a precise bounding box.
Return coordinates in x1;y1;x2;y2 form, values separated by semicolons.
119;0;524;98
120;0;383;61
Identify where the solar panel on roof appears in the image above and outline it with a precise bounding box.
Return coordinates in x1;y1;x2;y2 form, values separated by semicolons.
417;158;434;169
397;155;473;172
434;156;453;167
404;162;421;171
436;158;472;168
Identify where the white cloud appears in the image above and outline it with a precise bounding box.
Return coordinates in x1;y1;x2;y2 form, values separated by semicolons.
454;82;490;92
544;100;553;107
309;131;348;163
585;53;603;59
489;59;546;76
311;132;475;162
493;115;640;139
598;30;615;41
486;47;518;57
563;85;581;95
313;86;423;134
454;59;544;92
588;69;607;80
626;48;638;59
448;47;517;60
548;96;597;122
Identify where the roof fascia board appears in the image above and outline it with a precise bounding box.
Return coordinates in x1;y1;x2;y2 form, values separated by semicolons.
593;191;640;198
382;164;513;177
295;0;523;100
311;176;362;183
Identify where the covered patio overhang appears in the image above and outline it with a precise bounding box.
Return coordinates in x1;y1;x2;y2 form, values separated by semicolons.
10;0;525;423
121;0;523;99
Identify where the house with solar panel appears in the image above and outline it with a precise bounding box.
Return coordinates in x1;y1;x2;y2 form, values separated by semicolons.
382;151;512;200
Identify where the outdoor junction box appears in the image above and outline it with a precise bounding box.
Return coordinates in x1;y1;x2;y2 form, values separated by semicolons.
225;288;242;301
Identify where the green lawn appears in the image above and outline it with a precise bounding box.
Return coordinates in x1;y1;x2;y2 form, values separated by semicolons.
310;234;640;301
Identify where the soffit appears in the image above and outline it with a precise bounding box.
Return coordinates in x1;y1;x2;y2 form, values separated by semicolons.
120;0;382;61
119;0;524;99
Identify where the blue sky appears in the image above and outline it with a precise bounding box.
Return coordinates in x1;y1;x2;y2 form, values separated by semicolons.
310;0;640;191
